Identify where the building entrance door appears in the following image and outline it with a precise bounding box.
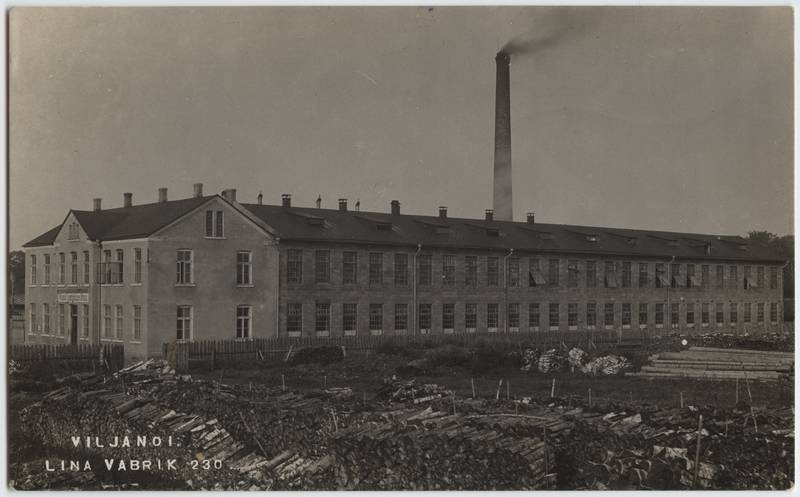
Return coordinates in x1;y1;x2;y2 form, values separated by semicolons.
70;304;78;344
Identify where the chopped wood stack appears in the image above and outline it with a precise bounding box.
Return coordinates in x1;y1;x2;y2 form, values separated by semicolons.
628;347;793;381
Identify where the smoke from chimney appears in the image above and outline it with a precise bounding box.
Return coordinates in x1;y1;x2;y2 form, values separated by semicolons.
493;52;513;221
499;7;600;57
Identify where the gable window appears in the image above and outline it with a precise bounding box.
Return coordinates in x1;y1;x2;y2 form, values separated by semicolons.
443;255;456;286
486;257;499;286
342;303;357;336
176;305;192;340
44;254;51;285
236;251;253;286
176;250;193;284
287;249;303;284
133;248;142;284
465;256;477;286
315;303;330;337
369;304;383;335
29;255;37;285
343;251;358;284
83;252;90;284
315;250;331;283
394;303;408;333
419;254;433;286
133;305;142;341
287;303;303;336
369;252;383;285
393;253;408;287
68;222;80;240
205;210;224;238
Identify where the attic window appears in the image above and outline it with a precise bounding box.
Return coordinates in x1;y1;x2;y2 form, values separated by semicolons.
306;217;326;227
377;222;394;232
67;222;80;240
486;228;500;237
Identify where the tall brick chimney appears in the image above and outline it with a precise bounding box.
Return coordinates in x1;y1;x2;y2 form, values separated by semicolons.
158;187;168;203
123;192;132;208
493;52;513;222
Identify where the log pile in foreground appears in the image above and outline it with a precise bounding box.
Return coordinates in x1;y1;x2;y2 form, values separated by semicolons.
629;347;793;381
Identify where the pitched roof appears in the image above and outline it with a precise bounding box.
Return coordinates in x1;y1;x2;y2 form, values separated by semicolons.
241;204;784;263
23;196;785;263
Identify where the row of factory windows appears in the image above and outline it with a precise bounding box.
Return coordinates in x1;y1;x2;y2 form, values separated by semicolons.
283;300;781;336
26;302;142;342
286;249;779;291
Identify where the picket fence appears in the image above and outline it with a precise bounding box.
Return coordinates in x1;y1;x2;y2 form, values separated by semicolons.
10;343;125;372
165;329;648;372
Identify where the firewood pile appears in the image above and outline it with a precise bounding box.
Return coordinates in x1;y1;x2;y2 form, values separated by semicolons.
581;354;632;376
330;406;566;490
377;378;453;404
519;348;540;371
537;349;567;373
628;347;793;381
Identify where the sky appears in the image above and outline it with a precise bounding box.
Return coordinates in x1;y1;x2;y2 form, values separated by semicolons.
8;6;793;250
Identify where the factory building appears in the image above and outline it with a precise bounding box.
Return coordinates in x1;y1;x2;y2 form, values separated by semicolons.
23;186;785;361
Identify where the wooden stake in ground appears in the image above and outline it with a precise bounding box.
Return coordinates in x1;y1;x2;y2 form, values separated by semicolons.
506;379;510;400
281;374;286;392
693;414;704;488
550;378;556;399
680;391;684;409
588;388;592;407
324;375;327;388
495;379;503;400
471;377;476;399
735;378;739;405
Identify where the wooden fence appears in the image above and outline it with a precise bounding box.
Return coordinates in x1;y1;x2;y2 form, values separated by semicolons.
165;330;648;372
10;343;125;372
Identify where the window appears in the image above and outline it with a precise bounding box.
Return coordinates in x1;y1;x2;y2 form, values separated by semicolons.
236;251;253;285
343;303;357;335
394;253;408;286
82;304;90;338
287;303;303;336
622;303;632;327
757;303;765;323
83;252;90;284
770;267;778;289
43;303;50;334
549;303;560;330
419;303;432;333
287;249;303;284
715;303;724;325
567;260;579;287
45;254;51;285
29;304;36;334
58;304;66;336
529;303;541;329
506;257;519;287
670;263;680;288
115;249;124;284
743;266;752;289
205;210;224;237
132;305;141;341
671;303;679;327
621;262;632;288
655;263;666;288
315;303;329;336
638;262;648;288
134;248;142;284
701;265;710;288
604;261;618;288
487;303;499;331
465;256;477;286
529;258;545;286
176;306;192;340
604;303;614;327
568;303;578;328
465;303;477;331
486;257;499;286
716;265;724;289
442;255;456;286
115;305;124;339
176;250;193;284
103;304;112;338
686;264;697;288
443;303;456;332
507;303;519;331
369;304;383;334
638;303;648;327
587;261;598;288
68;222;80;240
729;265;738;288
744;303;752;323
687;303;695;325
655;303;665;326
59;253;65;284
341;251;358;284
419;254;433;286
701;303;709;326
757;266;765;289
587;302;597;327
364;252;383;285
770;302;778;323
315;250;331;283
394;304;408;333
29;255;37;285
730;302;738;324
548;259;559;287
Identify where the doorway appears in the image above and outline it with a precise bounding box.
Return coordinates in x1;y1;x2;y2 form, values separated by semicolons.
70;304;78;345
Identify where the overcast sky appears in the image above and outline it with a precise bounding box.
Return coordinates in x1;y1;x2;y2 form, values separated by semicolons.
9;6;793;250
